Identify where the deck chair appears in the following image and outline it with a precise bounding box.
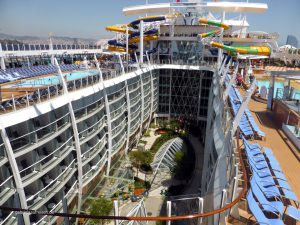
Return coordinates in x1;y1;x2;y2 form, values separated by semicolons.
286;205;300;221
247;190;284;225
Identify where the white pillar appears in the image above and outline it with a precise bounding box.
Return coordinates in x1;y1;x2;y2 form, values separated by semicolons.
134;52;140;69
54;58;83;225
118;54;125;75
223;63;239;101
121;54;131;154
126;26;129;62
198;197;204;224
217;11;226;69
218;189;227;225
167;201;172;225
113;200;119;225
0;127;30;225
0;57;5;70
84;56;88;69
26;56;30;68
139;71;145;137
125;79;131;154
146;56;154;130
267;74;275;110
139;20;144;63
94;55;113;175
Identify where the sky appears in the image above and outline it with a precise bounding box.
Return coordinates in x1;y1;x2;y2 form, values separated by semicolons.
0;0;299;45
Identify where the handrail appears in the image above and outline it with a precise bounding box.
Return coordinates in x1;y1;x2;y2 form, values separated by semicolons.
9;112;70;143
19;136;73;175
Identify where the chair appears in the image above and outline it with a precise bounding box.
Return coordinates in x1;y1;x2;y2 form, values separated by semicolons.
286;205;300;221
250;177;284;215
246;190;284;225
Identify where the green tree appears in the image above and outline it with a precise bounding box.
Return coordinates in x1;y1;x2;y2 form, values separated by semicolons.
169;119;180;132
129;150;152;176
89;197;113;225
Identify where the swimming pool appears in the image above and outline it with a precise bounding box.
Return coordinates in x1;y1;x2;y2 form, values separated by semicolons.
5;70;99;88
256;79;300;99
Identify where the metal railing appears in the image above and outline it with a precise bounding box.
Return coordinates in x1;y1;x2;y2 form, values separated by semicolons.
0;43;101;52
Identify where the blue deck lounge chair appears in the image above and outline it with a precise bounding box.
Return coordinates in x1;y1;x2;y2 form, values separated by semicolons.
286;205;300;221
250;177;284;215
247;190;284;225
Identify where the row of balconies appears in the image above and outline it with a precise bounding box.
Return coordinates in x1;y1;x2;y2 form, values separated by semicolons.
27;159;77;210
20;137;74;187
110;103;126;121
82;150;108;186
82;136;107;167
9;113;71;156
78;117;106;144
130;119;141;135
130;105;141;121
33;181;78;225
75;103;105;124
128;80;140;92
111;133;127;157
108;87;126;103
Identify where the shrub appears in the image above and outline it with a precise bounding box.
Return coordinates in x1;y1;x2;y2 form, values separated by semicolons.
89;197;113;225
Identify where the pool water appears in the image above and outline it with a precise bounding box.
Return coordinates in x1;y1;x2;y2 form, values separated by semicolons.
6;70;99;88
256;79;300;99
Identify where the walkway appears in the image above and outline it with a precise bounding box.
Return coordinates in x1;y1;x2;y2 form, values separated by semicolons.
247;97;300;199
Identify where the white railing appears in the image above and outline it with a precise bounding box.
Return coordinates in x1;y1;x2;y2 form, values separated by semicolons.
9;112;70;151
78;116;106;140
26;159;76;204
20;136;73;178
82;134;107;160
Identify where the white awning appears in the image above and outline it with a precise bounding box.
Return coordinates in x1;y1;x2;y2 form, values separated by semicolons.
123;2;268;16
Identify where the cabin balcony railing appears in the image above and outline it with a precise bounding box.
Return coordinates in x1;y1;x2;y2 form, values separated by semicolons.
82;151;108;185
0;175;15;205
26;159;77;210
112;133;127;155
130;105;141;121
128;81;140;93
81;134;107;164
0;143;8;166
130;120;141;134
110;103;126;120
9;113;70;153
33;180;78;225
78;116;106;141
73;97;104;121
20;137;74;186
108;90;126;104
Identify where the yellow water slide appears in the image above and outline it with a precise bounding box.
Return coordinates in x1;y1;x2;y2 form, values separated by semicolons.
105;25;134;34
198;18;230;38
211;42;271;56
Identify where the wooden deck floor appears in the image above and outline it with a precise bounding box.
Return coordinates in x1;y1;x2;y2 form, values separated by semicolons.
247;97;300;200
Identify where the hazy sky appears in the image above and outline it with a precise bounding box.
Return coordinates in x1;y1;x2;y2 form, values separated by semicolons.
0;0;299;45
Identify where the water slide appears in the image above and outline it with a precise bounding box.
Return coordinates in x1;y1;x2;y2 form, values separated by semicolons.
108;40;138;50
198;18;230;38
129;15;166;29
105;25;134;34
211;42;271;56
130;29;158;39
106;13;180;53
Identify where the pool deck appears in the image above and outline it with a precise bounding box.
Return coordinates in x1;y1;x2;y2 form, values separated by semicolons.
247;95;300;200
